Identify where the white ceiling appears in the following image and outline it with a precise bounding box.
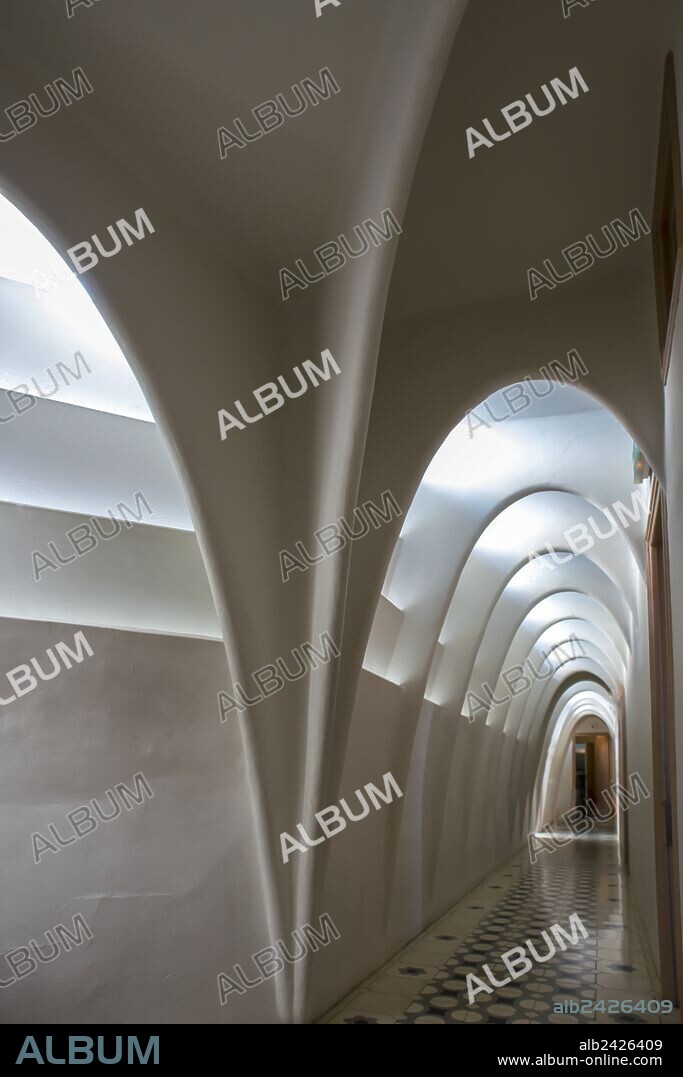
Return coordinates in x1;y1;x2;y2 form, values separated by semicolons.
0;193;199;530
0;192;153;422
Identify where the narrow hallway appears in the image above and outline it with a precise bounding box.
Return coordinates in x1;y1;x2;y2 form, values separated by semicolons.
2;0;683;1046
323;834;676;1025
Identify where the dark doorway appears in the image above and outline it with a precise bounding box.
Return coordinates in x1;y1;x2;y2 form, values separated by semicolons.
646;477;683;1005
573;731;612;817
574;739;589;809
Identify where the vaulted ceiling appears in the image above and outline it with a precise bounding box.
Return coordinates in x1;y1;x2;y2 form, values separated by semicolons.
0;0;673;1021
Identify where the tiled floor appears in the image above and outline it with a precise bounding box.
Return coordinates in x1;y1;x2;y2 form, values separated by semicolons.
321;831;681;1025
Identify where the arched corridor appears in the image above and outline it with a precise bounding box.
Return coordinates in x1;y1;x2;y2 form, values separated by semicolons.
1;0;683;1051
314;377;667;1025
324;833;665;1025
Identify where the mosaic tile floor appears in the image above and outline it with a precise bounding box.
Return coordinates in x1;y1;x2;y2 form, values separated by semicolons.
321;831;681;1025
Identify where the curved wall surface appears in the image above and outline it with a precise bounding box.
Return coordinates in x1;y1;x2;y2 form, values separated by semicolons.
0;0;682;1026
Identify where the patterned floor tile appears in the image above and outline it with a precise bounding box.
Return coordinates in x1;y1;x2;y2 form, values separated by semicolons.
322;832;675;1025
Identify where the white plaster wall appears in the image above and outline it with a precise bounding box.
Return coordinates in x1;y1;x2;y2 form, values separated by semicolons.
0;0;677;1024
0;503;219;638
554;740;575;821
0;618;275;1023
622;577;658;967
0;395;192;530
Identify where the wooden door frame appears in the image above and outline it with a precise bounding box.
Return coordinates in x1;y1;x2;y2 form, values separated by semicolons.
652;52;683;383
646;477;683;1004
617;692;629;869
571;736;581;808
